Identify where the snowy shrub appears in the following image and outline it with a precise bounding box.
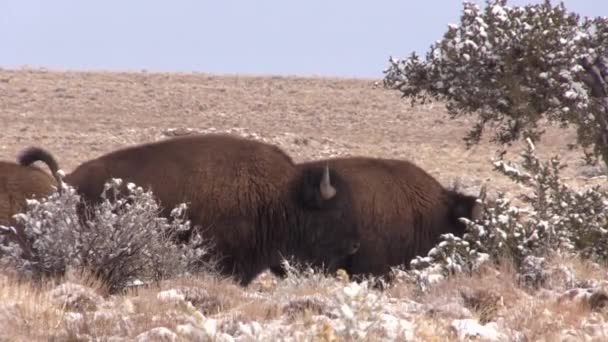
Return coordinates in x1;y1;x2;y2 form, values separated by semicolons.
409;138;608;290
0;179;213;293
328;281;384;339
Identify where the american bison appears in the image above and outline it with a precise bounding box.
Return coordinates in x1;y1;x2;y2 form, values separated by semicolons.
1;147;61;251
272;156;484;281
26;134;360;286
1;148;61;227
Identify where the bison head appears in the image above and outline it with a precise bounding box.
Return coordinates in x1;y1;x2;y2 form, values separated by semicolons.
447;184;486;236
290;164;360;273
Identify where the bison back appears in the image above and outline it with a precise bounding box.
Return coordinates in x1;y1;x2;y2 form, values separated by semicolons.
65;134;295;217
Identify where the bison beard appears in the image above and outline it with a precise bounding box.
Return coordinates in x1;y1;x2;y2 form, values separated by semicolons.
50;134;360;286
272;157;483;283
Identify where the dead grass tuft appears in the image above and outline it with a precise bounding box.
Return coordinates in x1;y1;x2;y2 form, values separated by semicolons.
282;297;329;320
460;288;503;324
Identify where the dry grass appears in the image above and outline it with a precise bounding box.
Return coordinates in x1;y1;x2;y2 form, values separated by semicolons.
389;255;608;341
0;278;59;340
0;255;605;340
2;67;608;340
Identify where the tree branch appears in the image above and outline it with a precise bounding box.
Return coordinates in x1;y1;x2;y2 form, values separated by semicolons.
579;56;608;168
598;56;608;82
580;56;608;98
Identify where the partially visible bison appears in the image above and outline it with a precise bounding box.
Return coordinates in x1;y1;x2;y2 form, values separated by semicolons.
23;134;360;286
1;148;61;249
273;156;484;281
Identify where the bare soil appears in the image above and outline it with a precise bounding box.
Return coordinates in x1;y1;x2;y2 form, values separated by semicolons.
0;67;604;197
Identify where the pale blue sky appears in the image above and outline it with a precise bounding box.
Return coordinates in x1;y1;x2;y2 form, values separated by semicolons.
0;0;605;78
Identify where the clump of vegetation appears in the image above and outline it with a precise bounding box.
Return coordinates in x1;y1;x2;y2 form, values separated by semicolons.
0;179;214;293
407;138;608;290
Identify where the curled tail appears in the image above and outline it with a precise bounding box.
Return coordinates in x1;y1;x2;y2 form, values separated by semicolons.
18;147;63;186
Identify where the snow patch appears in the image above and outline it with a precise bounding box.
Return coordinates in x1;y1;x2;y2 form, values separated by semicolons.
451;319;507;341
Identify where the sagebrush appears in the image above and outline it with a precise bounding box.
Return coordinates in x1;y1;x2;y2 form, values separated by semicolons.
0;179;214;293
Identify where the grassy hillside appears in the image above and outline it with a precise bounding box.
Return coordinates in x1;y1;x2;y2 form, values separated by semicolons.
1;68;603;196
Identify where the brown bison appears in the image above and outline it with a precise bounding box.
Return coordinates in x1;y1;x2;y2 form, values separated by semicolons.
271;157;484;280
22;134;360;286
1;148;61;250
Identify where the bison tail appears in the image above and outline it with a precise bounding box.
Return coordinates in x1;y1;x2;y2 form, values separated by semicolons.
18;147;63;184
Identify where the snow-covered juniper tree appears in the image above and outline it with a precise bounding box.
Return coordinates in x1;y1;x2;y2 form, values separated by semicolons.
384;0;608;167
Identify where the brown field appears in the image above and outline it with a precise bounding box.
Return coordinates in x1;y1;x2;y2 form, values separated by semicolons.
1;67;604;197
1;67;608;340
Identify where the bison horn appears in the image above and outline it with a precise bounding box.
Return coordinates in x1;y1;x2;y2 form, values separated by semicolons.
471;183;488;221
478;183;488;201
471;201;484;221
320;164;337;200
452;177;461;192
